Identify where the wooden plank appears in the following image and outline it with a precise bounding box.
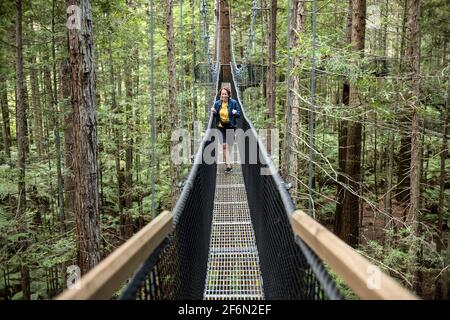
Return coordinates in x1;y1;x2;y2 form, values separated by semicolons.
56;211;173;300
290;210;418;300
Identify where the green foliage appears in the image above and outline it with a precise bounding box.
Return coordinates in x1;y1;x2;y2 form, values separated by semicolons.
0;165;16;201
316;197;336;219
0;0;447;300
360;222;447;294
11;292;23;300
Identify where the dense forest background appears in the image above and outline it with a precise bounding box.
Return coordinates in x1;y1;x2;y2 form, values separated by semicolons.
0;0;448;299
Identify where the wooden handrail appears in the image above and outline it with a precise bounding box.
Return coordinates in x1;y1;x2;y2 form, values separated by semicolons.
56;211;173;300
290;210;418;300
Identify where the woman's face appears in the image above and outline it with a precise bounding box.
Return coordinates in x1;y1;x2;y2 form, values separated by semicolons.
220;89;229;101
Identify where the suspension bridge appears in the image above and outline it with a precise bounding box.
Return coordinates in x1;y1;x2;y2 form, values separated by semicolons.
57;1;417;300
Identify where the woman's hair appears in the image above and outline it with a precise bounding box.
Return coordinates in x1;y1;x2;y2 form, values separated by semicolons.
218;87;231;97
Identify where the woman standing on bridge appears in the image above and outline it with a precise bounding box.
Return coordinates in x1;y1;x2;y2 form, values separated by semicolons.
211;88;241;173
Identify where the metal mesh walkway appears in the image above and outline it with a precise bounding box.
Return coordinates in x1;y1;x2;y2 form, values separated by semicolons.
203;149;264;300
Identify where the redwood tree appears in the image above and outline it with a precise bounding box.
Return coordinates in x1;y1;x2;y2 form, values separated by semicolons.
339;0;366;247
60;58;75;225
15;0;31;300
66;0;101;274
0;78;11;163
265;0;277;154
405;0;421;294
165;0;178;206
335;0;352;237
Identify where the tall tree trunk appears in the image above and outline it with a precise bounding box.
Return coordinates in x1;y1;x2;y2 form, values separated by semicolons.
284;0;305;198
373;113;378;198
44;65;63;229
384;122;395;241
124;59;133;237
44;52;65;233
404;0;421;294
28;14;44;159
283;0;297;188
406;0;421;222
261;0;270;103
14;78;30;156
435;82;449;299
219;0;231;81
23;80;30;156
107;30;124;224
0;79;11;163
396;0;410;217
382;0;394;247
382;0;389;58
29;56;44;159
61;59;75;227
67;0;101;274
51;0;66;233
15;0;31;300
134;50;143;217
397;135;411;212
191;0;197;125
339;0;366;247
124;0;135;233
335;0;352;236
265;0;277;154
165;0;178;206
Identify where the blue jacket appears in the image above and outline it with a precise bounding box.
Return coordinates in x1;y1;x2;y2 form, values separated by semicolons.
213;98;241;128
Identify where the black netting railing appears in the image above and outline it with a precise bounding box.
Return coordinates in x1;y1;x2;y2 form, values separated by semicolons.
119;74;220;300
230;63;342;300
